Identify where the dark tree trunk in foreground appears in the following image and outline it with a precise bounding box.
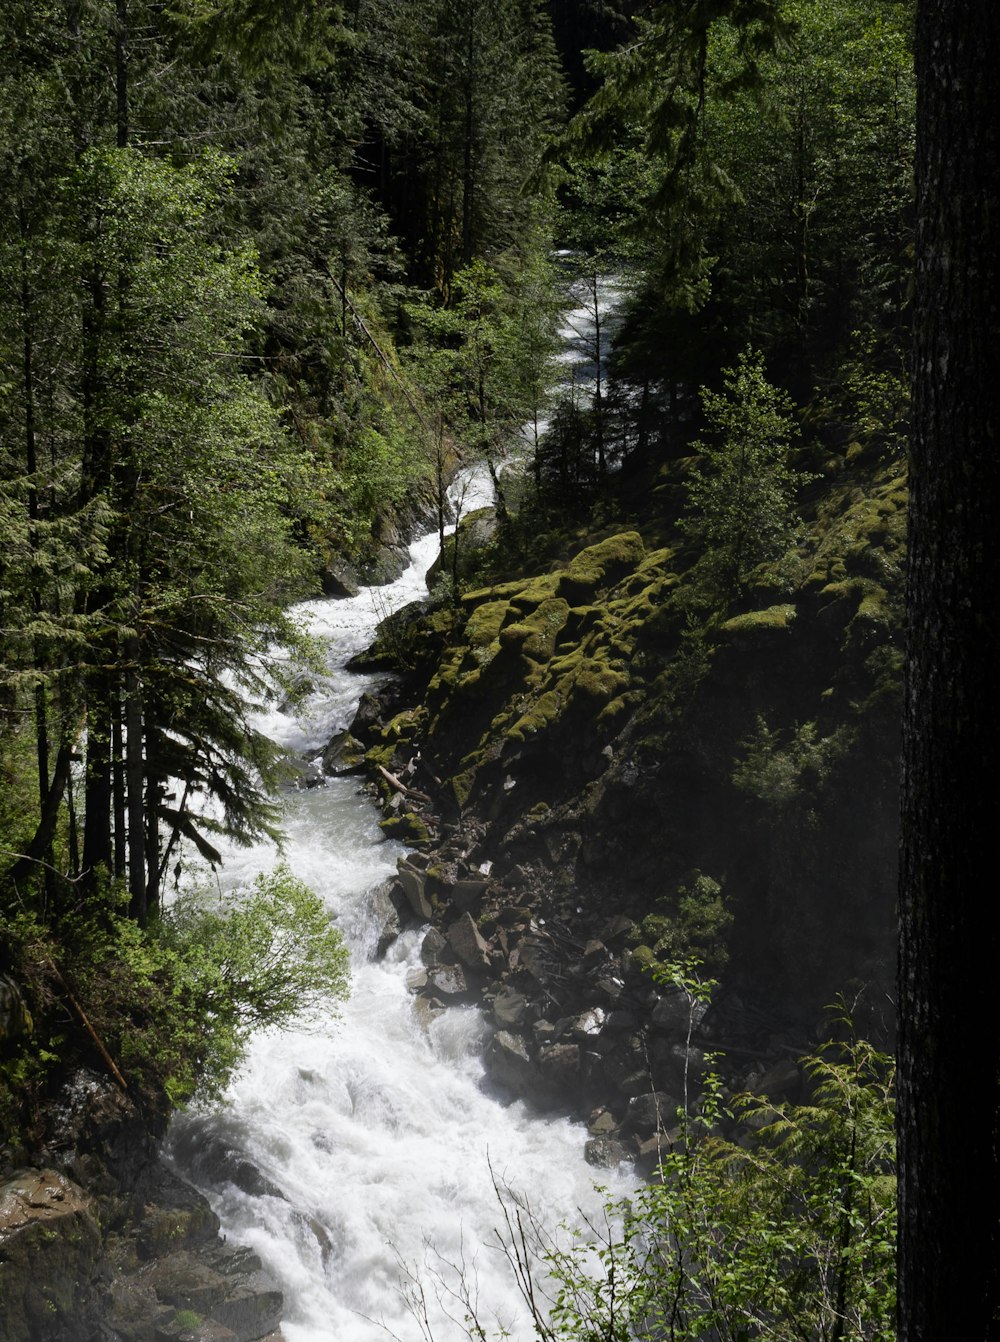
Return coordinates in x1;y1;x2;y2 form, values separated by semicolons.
899;5;1000;1338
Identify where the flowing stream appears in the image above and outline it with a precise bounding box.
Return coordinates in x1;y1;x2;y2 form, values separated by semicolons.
168;281;631;1342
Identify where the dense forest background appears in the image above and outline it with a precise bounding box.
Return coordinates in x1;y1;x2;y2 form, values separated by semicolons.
1;0;913;1269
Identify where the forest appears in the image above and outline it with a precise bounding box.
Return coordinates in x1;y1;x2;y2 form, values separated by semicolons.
0;2;994;1340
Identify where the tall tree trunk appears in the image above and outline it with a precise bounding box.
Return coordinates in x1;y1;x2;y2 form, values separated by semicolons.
126;654;146;923
898;5;1000;1338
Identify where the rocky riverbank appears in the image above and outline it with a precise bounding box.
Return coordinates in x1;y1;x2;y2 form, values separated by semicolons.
0;1071;285;1342
331;448;904;1161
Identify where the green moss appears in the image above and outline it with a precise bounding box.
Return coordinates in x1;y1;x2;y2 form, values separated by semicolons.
465;599;511;649
721;604;797;634
379;812;431;844
498;597;571;661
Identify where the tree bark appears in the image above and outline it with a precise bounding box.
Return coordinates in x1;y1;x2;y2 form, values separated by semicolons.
898;5;1000;1338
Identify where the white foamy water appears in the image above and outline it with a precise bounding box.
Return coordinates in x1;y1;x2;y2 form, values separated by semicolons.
168;446;634;1341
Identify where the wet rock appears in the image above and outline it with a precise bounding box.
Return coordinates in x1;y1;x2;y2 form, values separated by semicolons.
420;928;449;967
622;1091;681;1139
369;881;408;957
651;989;708;1035
570;1008;606;1042
584;1138;632;1170
319;561;360;598
447;913;492;970
493;986;528;1029
451;877;490;914
0;1169;103;1342
602;1009;638;1034
485;1031;536;1099
537;1043;581;1096
406;968;429;992
397;858;433;921
587;1109;618;1136
425;964;469;999
317;731;365;777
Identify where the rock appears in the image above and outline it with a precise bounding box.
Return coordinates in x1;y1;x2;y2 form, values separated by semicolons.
602;1009;638;1034
0;1170;104;1339
320;561;360;598
136;1245;283;1342
425;964;469;999
447;913;492;970
622;1091;681;1138
165;1134;286;1204
514;937;554;983
587;1109;618;1136
406;968;429;992
277;755;325;791
752;1058;802;1100
571;1008;606;1041
369;881;408;957
651;989;708;1035
584;1138;632;1170
537;1043;580;1096
600;915;637;945
317;731;365;776
397;858;433;921
420;928;449;967
633;1135;668;1179
350;689;393;743
493;986;528;1029
451;876;490;913
485;1031;536;1099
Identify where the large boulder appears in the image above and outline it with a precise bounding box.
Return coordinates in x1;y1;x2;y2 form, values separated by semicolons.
485;1031;537;1099
446;913;491;970
0;1169;103;1342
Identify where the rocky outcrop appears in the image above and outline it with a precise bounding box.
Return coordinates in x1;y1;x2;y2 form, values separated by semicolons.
346;448;902;1154
0;1071;286;1342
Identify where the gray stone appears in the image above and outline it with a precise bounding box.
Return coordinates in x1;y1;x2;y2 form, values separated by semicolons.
369;881;405;957
405;967;428;992
602;1009;638;1034
752;1059;801;1100
425;964;468;998
485;1030;536;1098
0;1169;103;1342
320;561;360;598
451;877;490;913
622;1091;682;1138
651;989;708;1034
493;986;528;1029
538;1042;580;1093
588;1109;618;1136
397;858;433;921
447;913;492;970
584;1138;632;1170
420;928;449;967
571;1007;606;1041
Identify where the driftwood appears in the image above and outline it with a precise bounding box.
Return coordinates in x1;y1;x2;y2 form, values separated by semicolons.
376;764;431;806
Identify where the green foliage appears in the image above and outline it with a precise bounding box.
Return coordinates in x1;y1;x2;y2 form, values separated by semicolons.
682;347;810;603
733;714;853;812
0;866;350;1134
637;876;733;976
491;1020;895;1342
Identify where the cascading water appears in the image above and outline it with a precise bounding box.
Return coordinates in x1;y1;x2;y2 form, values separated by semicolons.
168;285;632;1342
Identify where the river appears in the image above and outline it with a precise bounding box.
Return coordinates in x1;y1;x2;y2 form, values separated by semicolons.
167;280;631;1342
